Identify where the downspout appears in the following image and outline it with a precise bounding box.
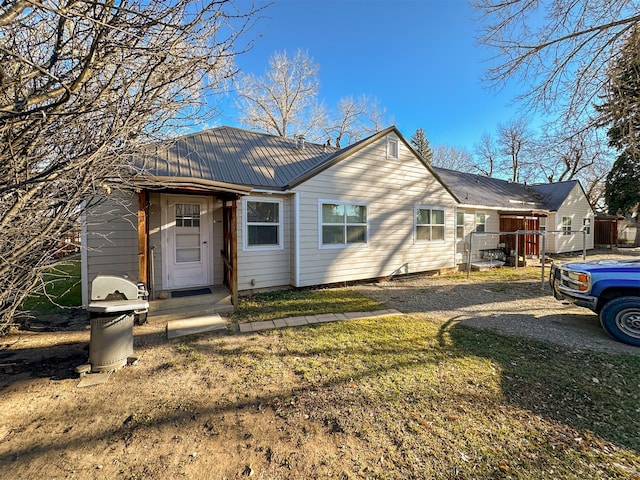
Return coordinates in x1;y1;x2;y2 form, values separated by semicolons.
294;191;301;287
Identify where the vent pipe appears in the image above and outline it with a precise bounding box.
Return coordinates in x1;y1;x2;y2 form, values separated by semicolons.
295;134;305;150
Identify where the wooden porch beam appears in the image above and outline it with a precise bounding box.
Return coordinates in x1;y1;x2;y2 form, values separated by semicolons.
138;190;148;285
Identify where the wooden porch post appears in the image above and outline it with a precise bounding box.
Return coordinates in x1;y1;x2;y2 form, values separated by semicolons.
231;198;238;306
137;190;148;285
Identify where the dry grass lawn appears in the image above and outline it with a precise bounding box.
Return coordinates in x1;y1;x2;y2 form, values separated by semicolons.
1;280;640;479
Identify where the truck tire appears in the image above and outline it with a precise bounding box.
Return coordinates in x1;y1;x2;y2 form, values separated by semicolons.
599;296;640;347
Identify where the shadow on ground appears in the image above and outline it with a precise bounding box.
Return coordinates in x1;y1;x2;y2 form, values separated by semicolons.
439;318;640;454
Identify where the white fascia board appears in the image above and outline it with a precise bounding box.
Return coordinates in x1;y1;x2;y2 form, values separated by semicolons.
251;188;292;195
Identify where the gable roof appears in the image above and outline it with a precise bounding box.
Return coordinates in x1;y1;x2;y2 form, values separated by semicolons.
528;182;580;211
433;167;547;210
432;167;584;212
136;125;451;195
136;126;339;191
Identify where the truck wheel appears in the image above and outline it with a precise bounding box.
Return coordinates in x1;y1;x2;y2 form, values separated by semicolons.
599;296;640;347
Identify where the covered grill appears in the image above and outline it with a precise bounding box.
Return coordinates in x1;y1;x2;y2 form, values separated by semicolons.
86;274;149;372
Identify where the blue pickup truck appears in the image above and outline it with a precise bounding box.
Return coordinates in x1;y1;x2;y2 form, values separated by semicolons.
550;258;640;346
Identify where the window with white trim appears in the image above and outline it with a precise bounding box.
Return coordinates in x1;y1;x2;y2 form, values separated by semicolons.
583;217;591;234
456;211;465;239
562;216;572;235
539;217;546;232
320;202;368;246
475;212;486;233
387;136;399;159
244;198;282;249
416;207;445;242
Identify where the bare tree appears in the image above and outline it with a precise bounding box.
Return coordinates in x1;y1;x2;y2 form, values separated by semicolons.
0;0;259;333
533;127;612;207
537;127;612;182
474;0;639;125
496;117;533;183
236;51;390;145
432;145;477;172
323;95;388;147
580;160;611;210
366;99;393;135
235;49;325;138
473;131;498;177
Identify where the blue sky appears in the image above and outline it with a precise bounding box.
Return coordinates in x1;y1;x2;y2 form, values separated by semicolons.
216;0;527;151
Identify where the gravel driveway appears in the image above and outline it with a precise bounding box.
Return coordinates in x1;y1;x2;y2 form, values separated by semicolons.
354;249;640;356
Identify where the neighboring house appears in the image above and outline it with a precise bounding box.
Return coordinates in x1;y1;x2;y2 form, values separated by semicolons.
618;215;639;246
432;167;595;264
82;126;459;305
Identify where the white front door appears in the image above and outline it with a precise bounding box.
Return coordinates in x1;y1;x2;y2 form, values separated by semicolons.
162;195;213;289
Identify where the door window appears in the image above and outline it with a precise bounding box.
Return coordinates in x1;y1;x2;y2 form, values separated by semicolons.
175;203;201;263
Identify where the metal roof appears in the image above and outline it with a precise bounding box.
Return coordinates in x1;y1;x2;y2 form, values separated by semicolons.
432;167;545;209
433;167;580;212
135;126;578;212
528;181;580;211
136;126;341;191
432;167;577;211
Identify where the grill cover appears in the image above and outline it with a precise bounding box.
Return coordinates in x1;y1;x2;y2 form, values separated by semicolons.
89;313;134;372
86;274;148;372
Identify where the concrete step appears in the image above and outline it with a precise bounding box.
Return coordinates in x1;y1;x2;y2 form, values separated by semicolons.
147;289;232;323
148;289;230;312
148;302;232;323
166;315;227;339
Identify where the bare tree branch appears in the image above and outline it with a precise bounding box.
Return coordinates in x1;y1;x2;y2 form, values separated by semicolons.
323;95;387;146
474;0;639;124
432;145;478;172
473;132;498;176
235;49;323;138
0;0;261;333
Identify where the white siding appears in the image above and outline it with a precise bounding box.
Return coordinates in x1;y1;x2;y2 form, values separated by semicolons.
83;191;139;300
455;209;501;264
237;194;291;291
545;184;594;254
291;133;458;287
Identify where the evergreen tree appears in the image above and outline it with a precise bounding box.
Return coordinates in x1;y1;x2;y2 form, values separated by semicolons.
410;128;433;164
598;27;640;218
604;151;640;215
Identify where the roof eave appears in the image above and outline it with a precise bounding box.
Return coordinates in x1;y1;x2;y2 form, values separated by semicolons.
134;175;253;195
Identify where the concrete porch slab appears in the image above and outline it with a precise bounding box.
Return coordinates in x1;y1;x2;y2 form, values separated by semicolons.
166;314;227;339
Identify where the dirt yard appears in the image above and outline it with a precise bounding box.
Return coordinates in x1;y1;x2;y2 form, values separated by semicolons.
1;248;638;479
